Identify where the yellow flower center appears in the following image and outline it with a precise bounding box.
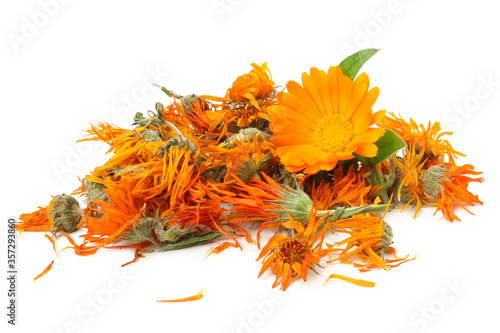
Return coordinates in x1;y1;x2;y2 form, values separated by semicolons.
277;238;310;264
313;114;354;154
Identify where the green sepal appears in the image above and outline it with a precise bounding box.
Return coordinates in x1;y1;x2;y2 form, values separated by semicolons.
132;111;162;128
354;129;406;166
120;218;160;247
338;48;380;81
155;102;164;111
159;231;224;251
48;194;84;234
233;152;274;184
373;221;394;256
133;112;145;125
83;180;109;203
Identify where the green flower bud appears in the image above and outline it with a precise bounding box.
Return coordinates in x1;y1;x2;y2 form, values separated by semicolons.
48;194;84;234
420;164;448;198
373;221;394;255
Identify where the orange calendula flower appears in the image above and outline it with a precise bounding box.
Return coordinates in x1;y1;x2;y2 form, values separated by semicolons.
256;209;331;291
379;112;465;165
433;163;484;222
228;62;275;102
268;66;386;174
330;214;391;270
181;95;216;135
17;195;84;234
202;63;277;128
392;144;430;217
391;144;483;221
328;197;414;272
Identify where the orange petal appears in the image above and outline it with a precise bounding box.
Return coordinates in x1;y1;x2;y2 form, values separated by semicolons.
34;260;54;281
354;143;378;157
157;289;206;303
324;274;375;288
281;218;305;234
45;234;59;257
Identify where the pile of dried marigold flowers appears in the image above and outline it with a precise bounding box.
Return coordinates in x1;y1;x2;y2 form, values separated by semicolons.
18;49;483;291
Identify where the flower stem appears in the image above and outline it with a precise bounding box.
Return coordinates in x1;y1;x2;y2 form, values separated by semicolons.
161;119;185;141
317;203;394;222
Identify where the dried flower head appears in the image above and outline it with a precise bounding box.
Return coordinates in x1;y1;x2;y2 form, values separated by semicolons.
17;195;83;234
202;63;277;128
48;194;84;234
256;209;331;291
434;163;483;222
228;62;275;102
379;112;465;164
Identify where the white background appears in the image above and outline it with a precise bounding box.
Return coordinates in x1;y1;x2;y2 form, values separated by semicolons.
1;1;499;332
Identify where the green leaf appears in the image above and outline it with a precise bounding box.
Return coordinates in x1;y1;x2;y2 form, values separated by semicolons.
338;49;380;81
159;231;224;251
354;129;406;166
